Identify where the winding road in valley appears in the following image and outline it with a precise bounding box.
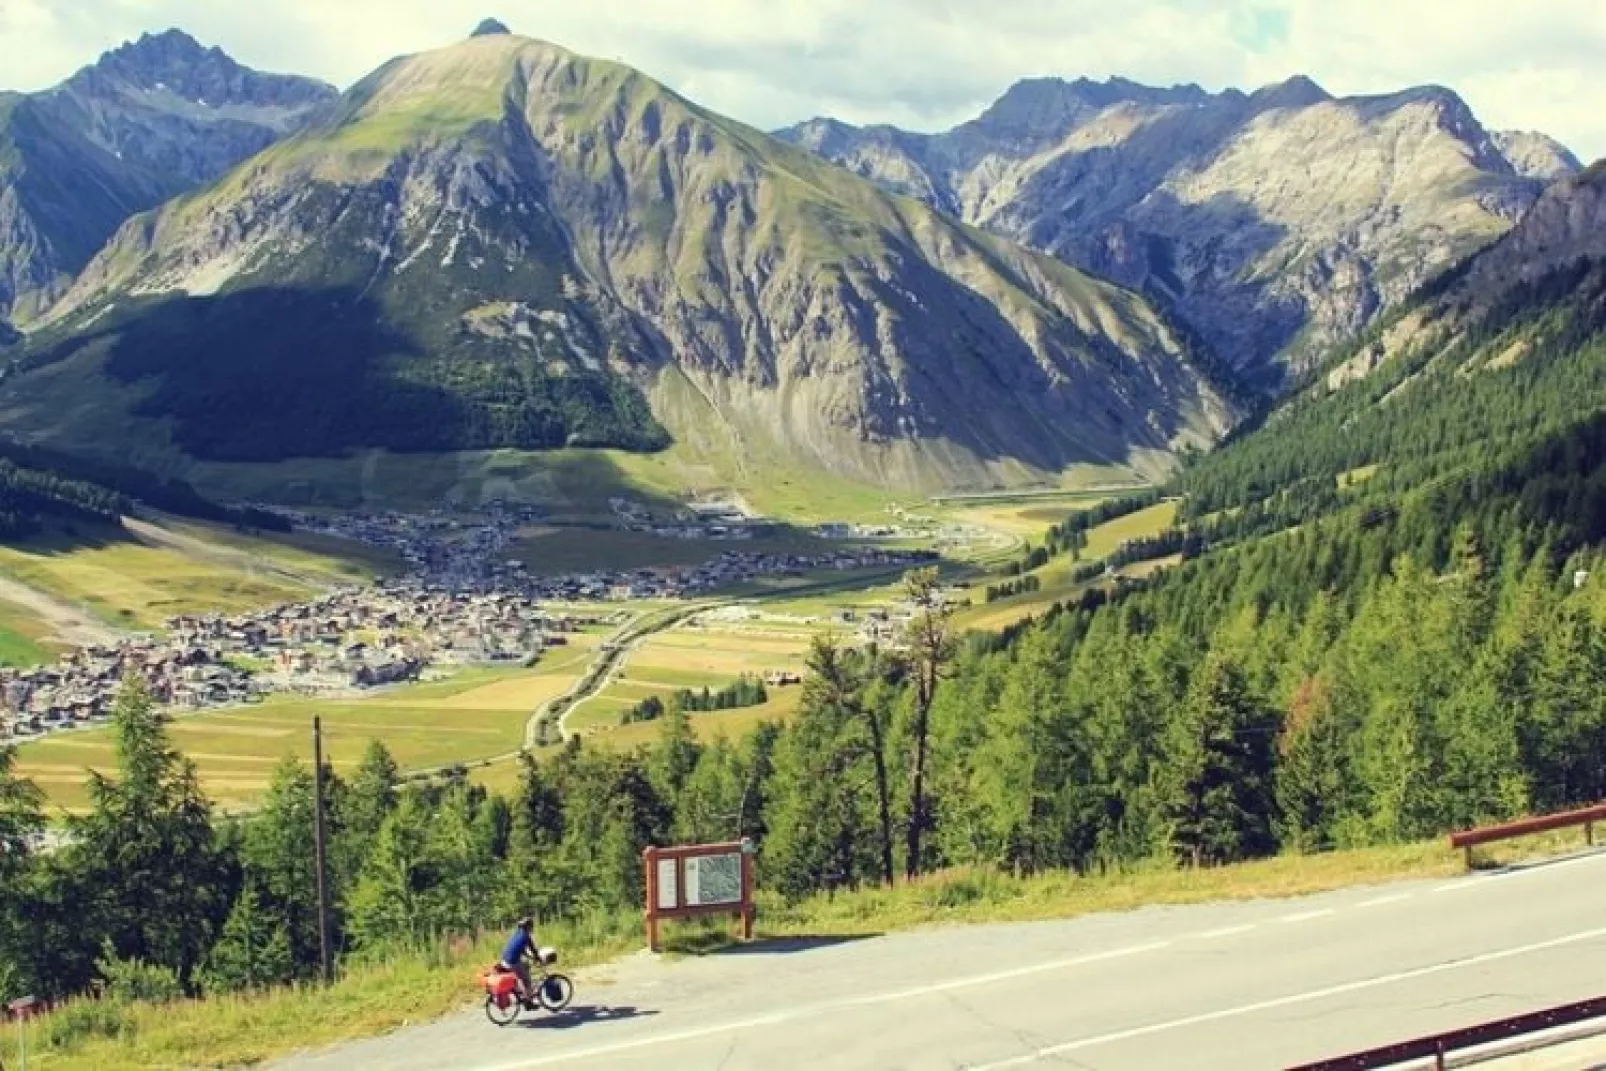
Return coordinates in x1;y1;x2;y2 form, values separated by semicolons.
273;848;1606;1070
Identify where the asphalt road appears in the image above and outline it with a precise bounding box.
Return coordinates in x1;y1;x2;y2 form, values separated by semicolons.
275;848;1606;1071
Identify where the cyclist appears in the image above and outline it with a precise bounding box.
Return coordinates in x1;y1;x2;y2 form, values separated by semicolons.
497;916;538;1006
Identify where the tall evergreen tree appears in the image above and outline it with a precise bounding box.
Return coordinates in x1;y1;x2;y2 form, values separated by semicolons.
1157;653;1279;867
901;567;954;879
64;677;229;986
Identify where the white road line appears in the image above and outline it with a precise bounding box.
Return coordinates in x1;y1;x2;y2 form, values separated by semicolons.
472;941;1173;1070
1278;909;1335;924
1355;893;1412;909
961;925;1606;1071
1196;924;1257;940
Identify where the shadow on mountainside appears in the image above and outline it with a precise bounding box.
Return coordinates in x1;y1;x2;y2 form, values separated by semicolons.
19;286;668;462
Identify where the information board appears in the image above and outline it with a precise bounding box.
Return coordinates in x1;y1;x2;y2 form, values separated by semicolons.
642;839;755;951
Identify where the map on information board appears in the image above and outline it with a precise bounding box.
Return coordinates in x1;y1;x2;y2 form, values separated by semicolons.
684;852;742;906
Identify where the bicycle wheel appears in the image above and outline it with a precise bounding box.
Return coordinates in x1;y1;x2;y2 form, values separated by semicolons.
537;973;574;1012
485;993;521;1026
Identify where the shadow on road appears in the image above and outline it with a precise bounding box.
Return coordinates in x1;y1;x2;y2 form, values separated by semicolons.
709;934;883;956
519;1004;659;1031
1469;844;1606;876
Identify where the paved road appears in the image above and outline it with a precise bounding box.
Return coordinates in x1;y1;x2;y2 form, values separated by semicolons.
275;849;1606;1071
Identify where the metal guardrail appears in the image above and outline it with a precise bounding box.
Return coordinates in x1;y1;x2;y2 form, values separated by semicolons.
1447;802;1606;868
1286;994;1606;1070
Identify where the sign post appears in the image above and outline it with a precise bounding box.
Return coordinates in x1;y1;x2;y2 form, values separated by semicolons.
642;838;756;952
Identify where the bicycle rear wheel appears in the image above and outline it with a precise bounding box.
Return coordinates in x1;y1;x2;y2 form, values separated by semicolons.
485;993;521;1026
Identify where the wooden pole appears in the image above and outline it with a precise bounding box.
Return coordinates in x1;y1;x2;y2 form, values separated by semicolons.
312;717;333;985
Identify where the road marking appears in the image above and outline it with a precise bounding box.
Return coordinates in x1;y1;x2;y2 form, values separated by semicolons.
1196;924;1256;940
1355;893;1411;909
960;925;1606;1070
1278;909;1335;924
470;941;1173;1070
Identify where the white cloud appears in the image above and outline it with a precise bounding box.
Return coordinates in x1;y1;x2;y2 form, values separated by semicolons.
1;0;1601;160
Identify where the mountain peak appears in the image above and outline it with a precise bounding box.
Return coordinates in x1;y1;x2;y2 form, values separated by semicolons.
970;75;1216;143
1492;130;1583;182
471;18;512;37
63;27;333;109
1248;75;1331;111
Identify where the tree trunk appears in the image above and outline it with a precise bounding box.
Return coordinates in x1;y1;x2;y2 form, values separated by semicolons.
904;665;935;880
869;713;895;886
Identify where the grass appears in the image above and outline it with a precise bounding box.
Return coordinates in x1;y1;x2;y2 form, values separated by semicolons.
16;828;1599;1070
0;593;64;666
1078;500;1179;561
14;648;601;814
0;528;315;633
163;517;405;583
953;501;1182;633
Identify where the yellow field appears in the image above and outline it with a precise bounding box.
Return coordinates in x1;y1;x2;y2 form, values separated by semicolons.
598;688;805;751
944;492;1112;538
956;501;1182;633
563;620;811;740
629;627;810;677
1078;500;1179;560
14;651;599;814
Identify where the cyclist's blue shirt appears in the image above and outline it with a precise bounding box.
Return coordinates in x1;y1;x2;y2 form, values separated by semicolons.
501;929;533;965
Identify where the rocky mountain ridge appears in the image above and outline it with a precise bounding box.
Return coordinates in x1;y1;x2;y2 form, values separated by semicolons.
0;30;335;324
778;75;1582;384
12;33;1232;493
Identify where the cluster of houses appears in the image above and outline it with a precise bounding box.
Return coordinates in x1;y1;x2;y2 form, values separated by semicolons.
0;640;258;738
611;496;767;540
0;498;940;742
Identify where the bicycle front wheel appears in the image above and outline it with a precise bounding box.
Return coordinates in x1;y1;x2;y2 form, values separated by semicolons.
538;973;574;1012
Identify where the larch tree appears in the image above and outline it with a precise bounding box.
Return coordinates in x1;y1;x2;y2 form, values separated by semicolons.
901;567;955;879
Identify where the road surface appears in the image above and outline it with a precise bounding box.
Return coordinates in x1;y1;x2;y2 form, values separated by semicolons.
275;849;1606;1071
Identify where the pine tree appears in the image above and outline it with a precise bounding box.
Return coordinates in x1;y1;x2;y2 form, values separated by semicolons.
241;756;324;977
200;880;293;993
65;677;229;985
1157;653;1279;867
902;567;954;879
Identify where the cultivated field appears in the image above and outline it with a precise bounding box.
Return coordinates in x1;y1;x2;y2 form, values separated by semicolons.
15;639;601;815
563;619;812;742
953;500;1181;632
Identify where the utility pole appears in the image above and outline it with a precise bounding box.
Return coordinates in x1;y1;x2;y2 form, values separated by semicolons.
312;717;333;985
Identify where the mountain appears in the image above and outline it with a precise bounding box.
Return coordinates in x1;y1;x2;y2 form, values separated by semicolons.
1491;130;1582;181
778;76;1581;385
1181;160;1606;523
11;32;1233;493
0;30;336;325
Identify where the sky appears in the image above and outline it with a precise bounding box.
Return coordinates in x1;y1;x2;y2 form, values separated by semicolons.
2;0;1602;162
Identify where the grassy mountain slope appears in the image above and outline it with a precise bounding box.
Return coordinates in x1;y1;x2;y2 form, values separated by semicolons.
12;34;1232;495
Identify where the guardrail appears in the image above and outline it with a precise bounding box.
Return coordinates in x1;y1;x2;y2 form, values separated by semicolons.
1286;994;1606;1070
1447;801;1606;868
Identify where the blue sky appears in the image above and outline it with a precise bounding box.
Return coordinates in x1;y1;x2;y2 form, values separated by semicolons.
2;0;1602;160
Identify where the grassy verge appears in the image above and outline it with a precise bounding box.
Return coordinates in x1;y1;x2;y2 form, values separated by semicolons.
15;829;1597;1069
